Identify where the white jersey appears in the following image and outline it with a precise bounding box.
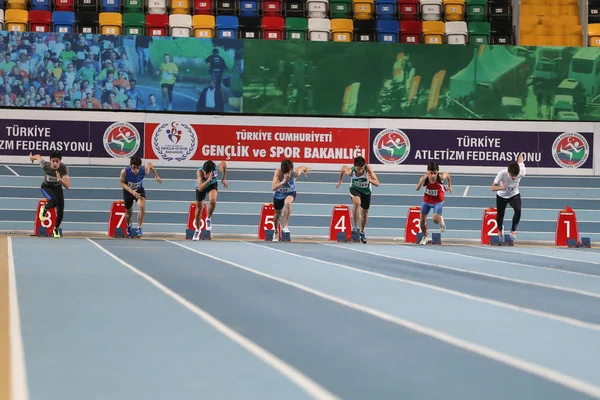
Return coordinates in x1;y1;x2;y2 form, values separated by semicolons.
494;162;526;199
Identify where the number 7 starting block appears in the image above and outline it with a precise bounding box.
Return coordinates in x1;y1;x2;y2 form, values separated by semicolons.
108;200;128;238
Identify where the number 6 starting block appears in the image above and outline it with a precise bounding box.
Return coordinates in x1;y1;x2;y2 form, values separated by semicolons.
34;199;56;237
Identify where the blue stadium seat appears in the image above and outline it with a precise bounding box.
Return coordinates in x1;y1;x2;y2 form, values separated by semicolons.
101;0;121;12
30;0;51;11
239;0;259;16
376;19;399;42
375;0;396;19
216;15;238;38
52;11;75;32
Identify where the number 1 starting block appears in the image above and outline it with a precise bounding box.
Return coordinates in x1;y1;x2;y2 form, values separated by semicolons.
556;206;580;247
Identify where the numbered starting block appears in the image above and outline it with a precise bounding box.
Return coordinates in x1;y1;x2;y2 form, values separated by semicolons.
352;231;360;243
37;227;62;237
185;229;195;240
115;228;127;238
201;230;211;240
582;237;592;248
265;230;275;241
489;236;502;246
337;232;348;242
503;234;514;246
415;232;425;244
431;233;442;245
567;238;579;248
281;231;291;242
566;237;592;248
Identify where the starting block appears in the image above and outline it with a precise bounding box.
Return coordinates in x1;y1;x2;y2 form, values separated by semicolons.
265;230;275;241
581;237;592;248
337;232;348;242
503;234;514;246
201;230;211;240
489;236;502;246
351;231;360;243
185;229;195;240
431;233;442;245
37;227;62;237
281;232;291;242
114;227;126;238
128;229;139;239
415;232;425;244
567;238;579;248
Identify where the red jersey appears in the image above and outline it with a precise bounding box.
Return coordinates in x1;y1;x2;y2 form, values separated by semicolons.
423;180;445;204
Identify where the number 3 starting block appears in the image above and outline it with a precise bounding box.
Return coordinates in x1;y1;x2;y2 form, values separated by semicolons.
34;199;56;237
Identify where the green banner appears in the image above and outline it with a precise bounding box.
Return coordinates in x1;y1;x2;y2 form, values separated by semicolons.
243;41;600;122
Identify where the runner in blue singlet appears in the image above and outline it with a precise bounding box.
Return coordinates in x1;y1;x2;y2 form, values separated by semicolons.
193;160;228;240
119;156;162;237
271;159;310;242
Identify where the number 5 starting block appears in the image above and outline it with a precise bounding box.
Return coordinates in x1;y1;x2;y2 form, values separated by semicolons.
258;203;281;240
34;199;57;237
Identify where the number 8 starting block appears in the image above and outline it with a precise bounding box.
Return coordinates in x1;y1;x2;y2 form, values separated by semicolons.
34;199;56;237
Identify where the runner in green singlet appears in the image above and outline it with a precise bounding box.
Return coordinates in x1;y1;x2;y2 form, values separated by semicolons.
336;156;380;243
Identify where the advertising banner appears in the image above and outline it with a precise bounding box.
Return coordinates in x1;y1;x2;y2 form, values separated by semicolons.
368;128;594;169
143;122;369;164
0;118;144;159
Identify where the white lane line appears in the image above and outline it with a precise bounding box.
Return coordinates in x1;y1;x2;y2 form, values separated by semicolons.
170;240;600;399
8;236;30;400
463;186;470;197
88;239;338;400
5;166;19;176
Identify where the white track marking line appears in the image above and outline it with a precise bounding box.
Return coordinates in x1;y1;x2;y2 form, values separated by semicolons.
478;246;600;267
88;239;337;400
5;166;19;176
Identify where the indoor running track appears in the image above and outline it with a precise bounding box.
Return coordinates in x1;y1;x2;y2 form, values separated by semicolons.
8;237;600;400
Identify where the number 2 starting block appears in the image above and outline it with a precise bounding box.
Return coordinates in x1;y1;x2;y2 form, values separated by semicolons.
481;207;499;245
185;202;210;240
34;199;57;237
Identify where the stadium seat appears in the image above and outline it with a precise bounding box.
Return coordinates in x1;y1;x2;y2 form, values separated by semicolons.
216;0;237;15
99;12;122;34
263;0;283;15
147;0;168;14
468;21;489;43
76;10;99;33
376;19;398;41
352;0;374;19
76;0;99;12
307;0;328;17
30;0;51;11
490;20;512;44
55;0;74;11
239;16;261;37
375;0;396;19
262;15;285;38
5;9;28;31
420;0;441;20
146;13;169;34
6;0;27;11
445;20;466;43
194;0;214;14
308;17;330;40
465;0;486;21
330;0;350;18
422;20;444;43
285;16;308;39
488;0;510;21
192;14;215;36
101;0;121;12
400;19;421;42
29;10;52;31
0;10;4;30
169;14;192;36
589;23;600;46
589;0;600;24
52;11;75;32
443;0;464;21
123;0;143;12
171;0;191;14
331;17;352;41
239;0;259;16
353;19;375;41
123;12;145;34
398;0;418;19
216;15;239;37
284;0;306;17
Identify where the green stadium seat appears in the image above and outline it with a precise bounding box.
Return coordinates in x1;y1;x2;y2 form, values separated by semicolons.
465;0;487;22
123;12;145;35
468;21;490;44
330;0;351;18
285;17;308;39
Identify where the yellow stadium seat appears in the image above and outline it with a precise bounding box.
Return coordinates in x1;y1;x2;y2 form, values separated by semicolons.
590;23;600;47
99;12;123;35
193;15;215;38
331;18;353;42
443;0;464;21
352;0;374;20
422;20;444;44
171;0;191;14
5;9;28;32
6;0;27;10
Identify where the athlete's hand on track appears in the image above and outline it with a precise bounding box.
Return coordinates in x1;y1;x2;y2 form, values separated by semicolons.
336;181;342;189
156;176;163;184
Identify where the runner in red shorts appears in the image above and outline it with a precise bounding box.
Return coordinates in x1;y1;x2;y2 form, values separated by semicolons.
415;161;453;245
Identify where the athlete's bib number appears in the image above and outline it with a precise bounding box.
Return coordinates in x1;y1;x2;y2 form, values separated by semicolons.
424;188;438;196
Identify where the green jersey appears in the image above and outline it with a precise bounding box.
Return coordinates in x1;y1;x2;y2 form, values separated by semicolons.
350;166;371;195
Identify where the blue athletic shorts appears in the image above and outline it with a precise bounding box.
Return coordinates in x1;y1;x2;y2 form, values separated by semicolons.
421;201;444;216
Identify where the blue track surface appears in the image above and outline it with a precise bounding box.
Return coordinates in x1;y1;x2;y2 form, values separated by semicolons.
9;236;600;399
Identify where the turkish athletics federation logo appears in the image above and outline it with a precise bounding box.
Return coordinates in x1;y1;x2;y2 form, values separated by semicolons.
103;122;141;158
552;132;589;169
372;128;411;165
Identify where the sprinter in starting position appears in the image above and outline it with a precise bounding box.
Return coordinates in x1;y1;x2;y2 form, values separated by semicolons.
194;160;228;240
416;161;453;245
271;159;310;241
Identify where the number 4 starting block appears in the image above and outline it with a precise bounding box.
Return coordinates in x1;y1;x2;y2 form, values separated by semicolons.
330;205;358;242
34;199;57;237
